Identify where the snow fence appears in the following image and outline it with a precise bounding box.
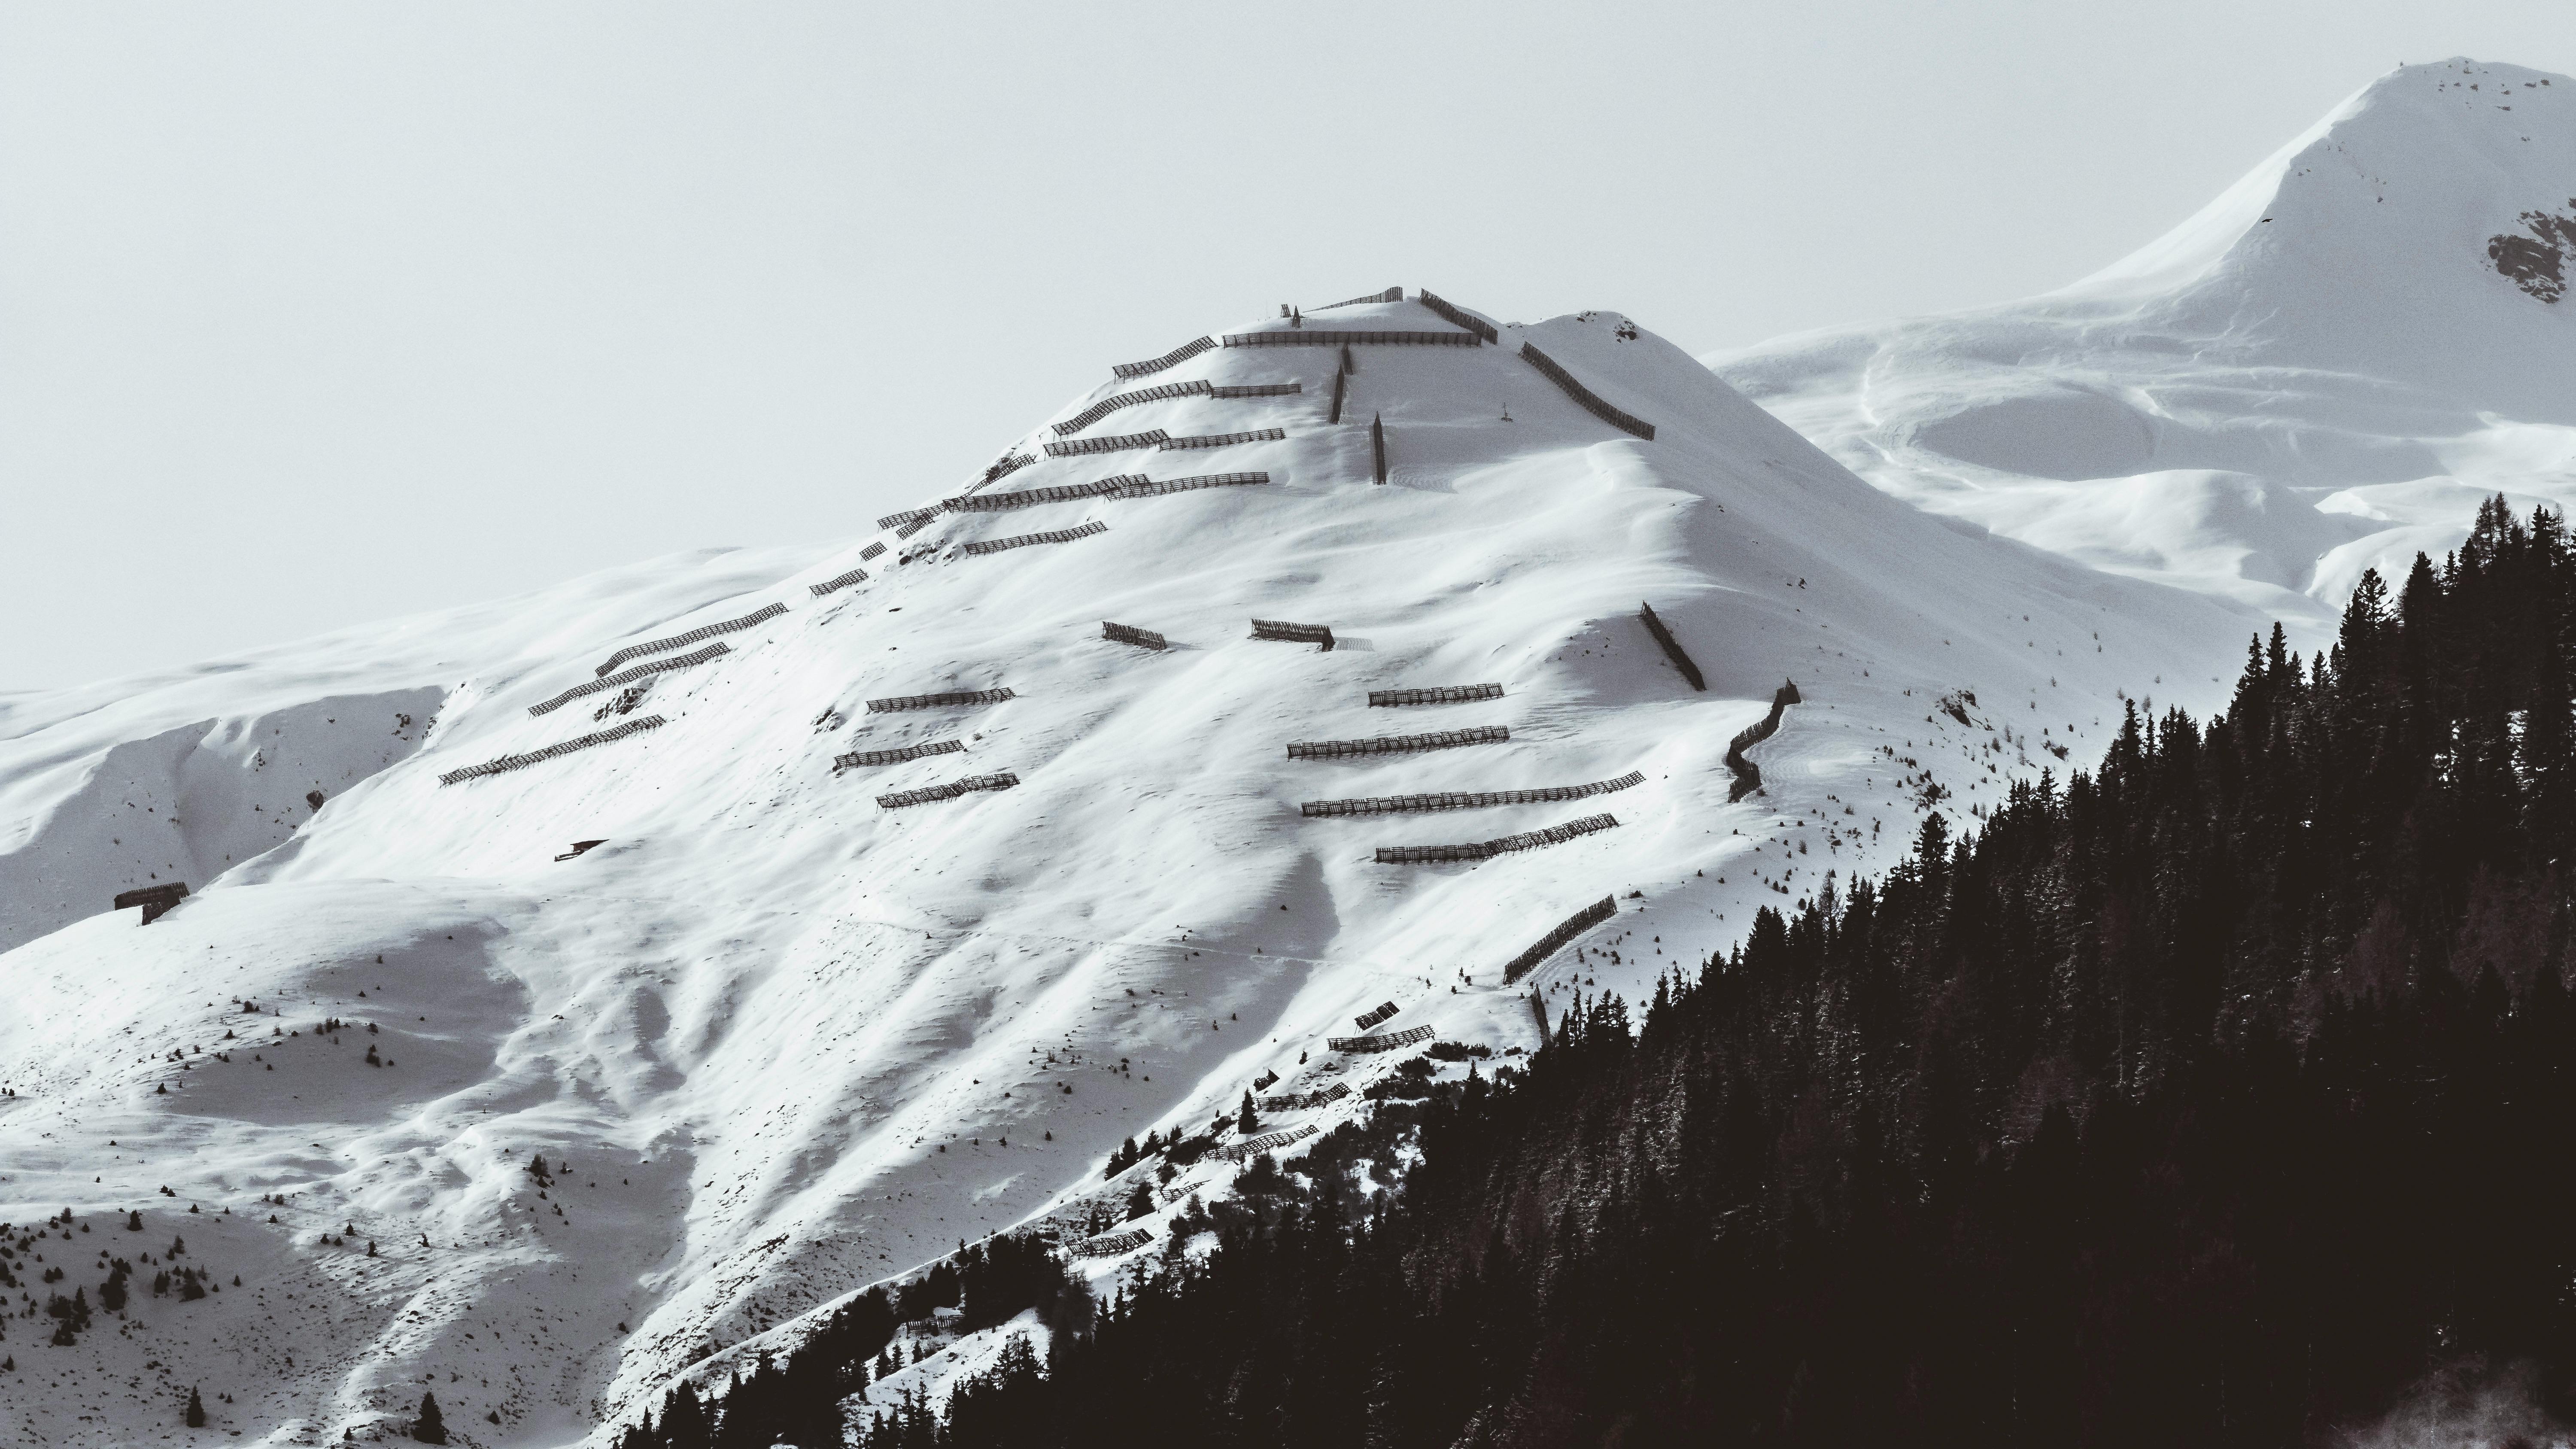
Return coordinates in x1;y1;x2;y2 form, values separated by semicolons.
529;643;728;717
1519;342;1655;440
1302;770;1643;819
594;602;785;677
1375;812;1619;864
1501;895;1619;984
1287;725;1507;760
440;716;666;786
876;772;1020;810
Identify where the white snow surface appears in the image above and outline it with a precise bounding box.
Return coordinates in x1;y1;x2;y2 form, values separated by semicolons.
1711;59;2576;640
0;295;2256;1445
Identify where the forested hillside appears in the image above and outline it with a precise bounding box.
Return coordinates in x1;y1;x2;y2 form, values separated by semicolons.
615;497;2576;1446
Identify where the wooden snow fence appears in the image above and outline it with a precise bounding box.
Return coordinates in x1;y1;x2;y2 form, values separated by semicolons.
1217;1123;1318;1162
1354;1001;1399;1031
1069;1228;1153;1258
1160;427;1285;450
1112;335;1215;380
1417;289;1500;343
1328;367;1347;424
1103;621;1168;650
969;451;1036;492
1223;329;1478;349
894;515;937;541
1326;1025;1433;1054
946;476;1142;513
1213;381;1302;399
961;519;1107;556
1054;380;1212;437
809;567;869;598
835;738;966;770
1375;812;1620;864
1043;428;1169;458
531;644;728;717
1637;602;1706;692
1519;343;1655;440
866;688;1015;714
1726;679;1803;802
441;715;667;785
1502;895;1618;984
1371;413;1388;484
860;541;887;560
1119;471;1269;499
877;505;941;532
877;771;1020;810
1252;1069;1280;1091
594;602;785;677
1287;725;1507;760
1316;286;1402;309
1252;619;1336;651
1369;683;1504;706
1302;770;1643;819
1260;1081;1352;1112
115;881;190;924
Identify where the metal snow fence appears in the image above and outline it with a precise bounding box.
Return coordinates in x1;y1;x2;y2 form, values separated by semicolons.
530;644;729;717
1160;428;1285;450
1042;428;1169;458
1369;683;1504;707
1324;1025;1434;1054
866;688;1016;714
1103;621;1168;650
860;541;887;560
1316;286;1402;310
1518;343;1656;440
876;771;1021;810
1211;381;1303;398
945;476;1142;513
835;738;967;770
1223;330;1479;349
595;602;786;676
1251;619;1336;651
1417;289;1500;343
1286;725;1507;760
1115;471;1268;499
1302;771;1643;819
1069;1227;1154;1258
1053;379;1213;437
1216;1123;1318;1162
1111;335;1215;380
963;451;1036;495
1353;1001;1399;1031
894;515;936;541
877;505;941;532
1638;601;1706;691
809;567;870;598
1502;895;1618;983
960;519;1107;556
1374;812;1620;864
440;715;667;786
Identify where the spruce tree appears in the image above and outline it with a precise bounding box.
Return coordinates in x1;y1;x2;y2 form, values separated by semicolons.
184;1386;206;1428
411;1391;447;1444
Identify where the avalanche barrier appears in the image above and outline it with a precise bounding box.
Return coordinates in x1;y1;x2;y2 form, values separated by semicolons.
1519;342;1656;440
866;688;1015;713
1376;812;1620;864
1501;895;1619;983
1328;367;1347;423
115;882;189;925
440;715;668;785
530;644;728;717
1261;1081;1352;1111
877;771;1021;810
1326;1025;1433;1054
860;541;886;560
877;505;941;532
960;519;1107;556
1317;286;1402;309
1287;725;1507;759
1637;601;1706;691
1301;770;1643;818
1212;381;1302;398
594;602;786;677
835;738;966;770
1417;289;1500;344
1054;379;1213;437
1102;621;1168;650
1216;1123;1318;1162
808;567;869;598
1368;683;1504;706
1160;428;1285;450
1726;679;1803;802
1042;428;1169;458
1069;1228;1153;1258
1252;619;1336;651
1223;329;1479;349
1353;1001;1399;1030
946;476;1142;513
1111;335;1215;380
1117;471;1268;499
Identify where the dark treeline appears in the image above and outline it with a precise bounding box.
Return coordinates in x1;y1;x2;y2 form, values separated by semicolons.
632;498;2576;1446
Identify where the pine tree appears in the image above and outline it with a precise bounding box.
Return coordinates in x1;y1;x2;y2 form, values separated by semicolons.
1238;1090;1257;1135
411;1391;447;1444
185;1386;206;1428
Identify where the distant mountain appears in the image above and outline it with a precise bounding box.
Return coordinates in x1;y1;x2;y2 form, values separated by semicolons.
0;292;2248;1445
1712;59;2576;634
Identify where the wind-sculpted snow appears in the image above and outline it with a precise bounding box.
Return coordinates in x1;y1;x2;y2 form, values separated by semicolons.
0;294;2252;1446
1712;58;2576;643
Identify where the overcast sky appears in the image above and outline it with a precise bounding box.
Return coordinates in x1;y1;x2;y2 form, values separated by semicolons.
4;2;2568;692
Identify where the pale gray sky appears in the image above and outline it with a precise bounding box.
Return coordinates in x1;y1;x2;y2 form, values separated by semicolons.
5;2;2568;691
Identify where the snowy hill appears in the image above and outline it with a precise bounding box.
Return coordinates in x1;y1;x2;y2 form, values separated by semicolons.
1712;58;2576;636
0;294;2254;1445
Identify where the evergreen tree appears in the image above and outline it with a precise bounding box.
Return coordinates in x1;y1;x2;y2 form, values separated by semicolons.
184;1387;206;1428
411;1391;447;1444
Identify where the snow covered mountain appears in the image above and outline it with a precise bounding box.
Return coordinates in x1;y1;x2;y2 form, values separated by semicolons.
1712;58;2576;637
0;293;2254;1445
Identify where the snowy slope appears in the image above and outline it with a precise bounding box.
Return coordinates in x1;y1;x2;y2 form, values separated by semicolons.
0;294;2254;1446
1711;58;2576;639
